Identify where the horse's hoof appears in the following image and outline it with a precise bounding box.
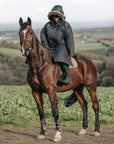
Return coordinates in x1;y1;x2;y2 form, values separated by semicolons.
94;131;100;137
37;134;45;140
79;128;87;135
53;130;61;142
53;137;61;142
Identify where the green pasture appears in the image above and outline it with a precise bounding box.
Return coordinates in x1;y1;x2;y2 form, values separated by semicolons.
0;42;108;56
74;42;107;51
0;85;113;127
0;47;22;58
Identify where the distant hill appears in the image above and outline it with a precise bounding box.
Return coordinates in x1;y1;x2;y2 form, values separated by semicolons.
0;21;114;31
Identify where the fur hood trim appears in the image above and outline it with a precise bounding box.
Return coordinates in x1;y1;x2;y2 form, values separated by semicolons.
48;11;66;21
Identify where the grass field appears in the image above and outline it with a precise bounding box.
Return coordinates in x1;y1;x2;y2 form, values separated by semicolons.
0;85;113;127
0;47;22;58
0;27;113;127
74;42;107;50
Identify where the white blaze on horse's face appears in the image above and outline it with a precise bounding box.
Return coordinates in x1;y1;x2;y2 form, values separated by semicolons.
23;29;28;39
21;45;25;56
21;28;28;55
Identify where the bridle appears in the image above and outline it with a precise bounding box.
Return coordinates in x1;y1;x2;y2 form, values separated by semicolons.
21;38;32;51
21;37;48;79
21;39;32;44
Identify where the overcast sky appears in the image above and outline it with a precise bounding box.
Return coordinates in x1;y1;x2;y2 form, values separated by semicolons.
0;0;114;24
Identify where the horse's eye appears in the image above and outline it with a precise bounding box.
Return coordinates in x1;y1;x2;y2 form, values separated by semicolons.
31;32;33;35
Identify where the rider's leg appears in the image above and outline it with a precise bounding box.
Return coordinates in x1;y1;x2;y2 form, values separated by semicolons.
58;62;71;85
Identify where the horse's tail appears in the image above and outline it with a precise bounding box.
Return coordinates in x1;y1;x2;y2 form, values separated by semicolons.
64;92;77;107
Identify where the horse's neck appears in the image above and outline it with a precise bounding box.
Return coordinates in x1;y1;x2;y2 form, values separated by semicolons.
29;34;45;72
32;34;44;55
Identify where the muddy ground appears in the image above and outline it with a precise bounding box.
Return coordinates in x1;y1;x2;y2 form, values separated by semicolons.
0;125;114;144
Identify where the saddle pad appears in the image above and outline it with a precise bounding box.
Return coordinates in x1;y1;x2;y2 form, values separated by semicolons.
69;57;78;68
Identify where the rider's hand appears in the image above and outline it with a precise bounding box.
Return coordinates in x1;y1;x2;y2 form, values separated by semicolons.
68;56;72;62
45;46;49;49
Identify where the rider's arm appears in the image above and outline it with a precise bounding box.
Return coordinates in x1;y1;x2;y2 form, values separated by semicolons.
64;22;74;57
40;25;49;48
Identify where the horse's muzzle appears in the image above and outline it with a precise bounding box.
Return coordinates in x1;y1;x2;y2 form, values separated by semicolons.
21;47;25;56
25;48;32;56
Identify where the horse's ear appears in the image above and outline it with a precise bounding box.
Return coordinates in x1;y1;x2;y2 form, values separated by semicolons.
27;17;31;26
19;17;23;27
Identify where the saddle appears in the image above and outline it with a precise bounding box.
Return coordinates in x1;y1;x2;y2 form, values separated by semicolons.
69;57;78;68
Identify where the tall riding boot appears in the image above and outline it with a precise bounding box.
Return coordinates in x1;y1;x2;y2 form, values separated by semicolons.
59;63;71;85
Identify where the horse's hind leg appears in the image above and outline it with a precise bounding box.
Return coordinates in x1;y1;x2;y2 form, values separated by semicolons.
86;86;100;136
74;84;88;135
32;90;47;139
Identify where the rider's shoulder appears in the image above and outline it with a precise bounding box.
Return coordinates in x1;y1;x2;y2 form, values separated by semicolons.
64;21;71;28
46;21;50;25
44;21;51;28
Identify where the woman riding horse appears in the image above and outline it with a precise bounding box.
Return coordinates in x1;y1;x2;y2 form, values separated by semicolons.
40;5;74;85
19;16;100;142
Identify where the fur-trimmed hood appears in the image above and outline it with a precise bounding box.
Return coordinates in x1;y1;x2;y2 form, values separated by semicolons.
48;5;66;21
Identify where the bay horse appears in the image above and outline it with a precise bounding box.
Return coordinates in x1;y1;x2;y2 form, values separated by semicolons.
19;17;100;142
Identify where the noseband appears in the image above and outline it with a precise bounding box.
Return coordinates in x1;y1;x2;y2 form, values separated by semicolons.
21;38;36;57
21;39;32;48
22;38;48;75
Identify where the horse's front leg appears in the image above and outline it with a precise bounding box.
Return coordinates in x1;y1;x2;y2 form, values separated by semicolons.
32;90;47;139
48;88;62;142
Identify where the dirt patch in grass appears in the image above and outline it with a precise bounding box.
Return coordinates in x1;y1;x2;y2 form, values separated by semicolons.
0;125;113;144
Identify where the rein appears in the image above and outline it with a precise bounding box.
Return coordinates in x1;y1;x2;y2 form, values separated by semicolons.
29;48;49;80
21;36;49;80
32;61;48;78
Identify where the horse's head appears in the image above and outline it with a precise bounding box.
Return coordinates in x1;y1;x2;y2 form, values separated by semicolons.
19;17;34;56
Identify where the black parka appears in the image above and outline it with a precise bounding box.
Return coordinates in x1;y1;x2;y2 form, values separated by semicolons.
40;5;74;65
